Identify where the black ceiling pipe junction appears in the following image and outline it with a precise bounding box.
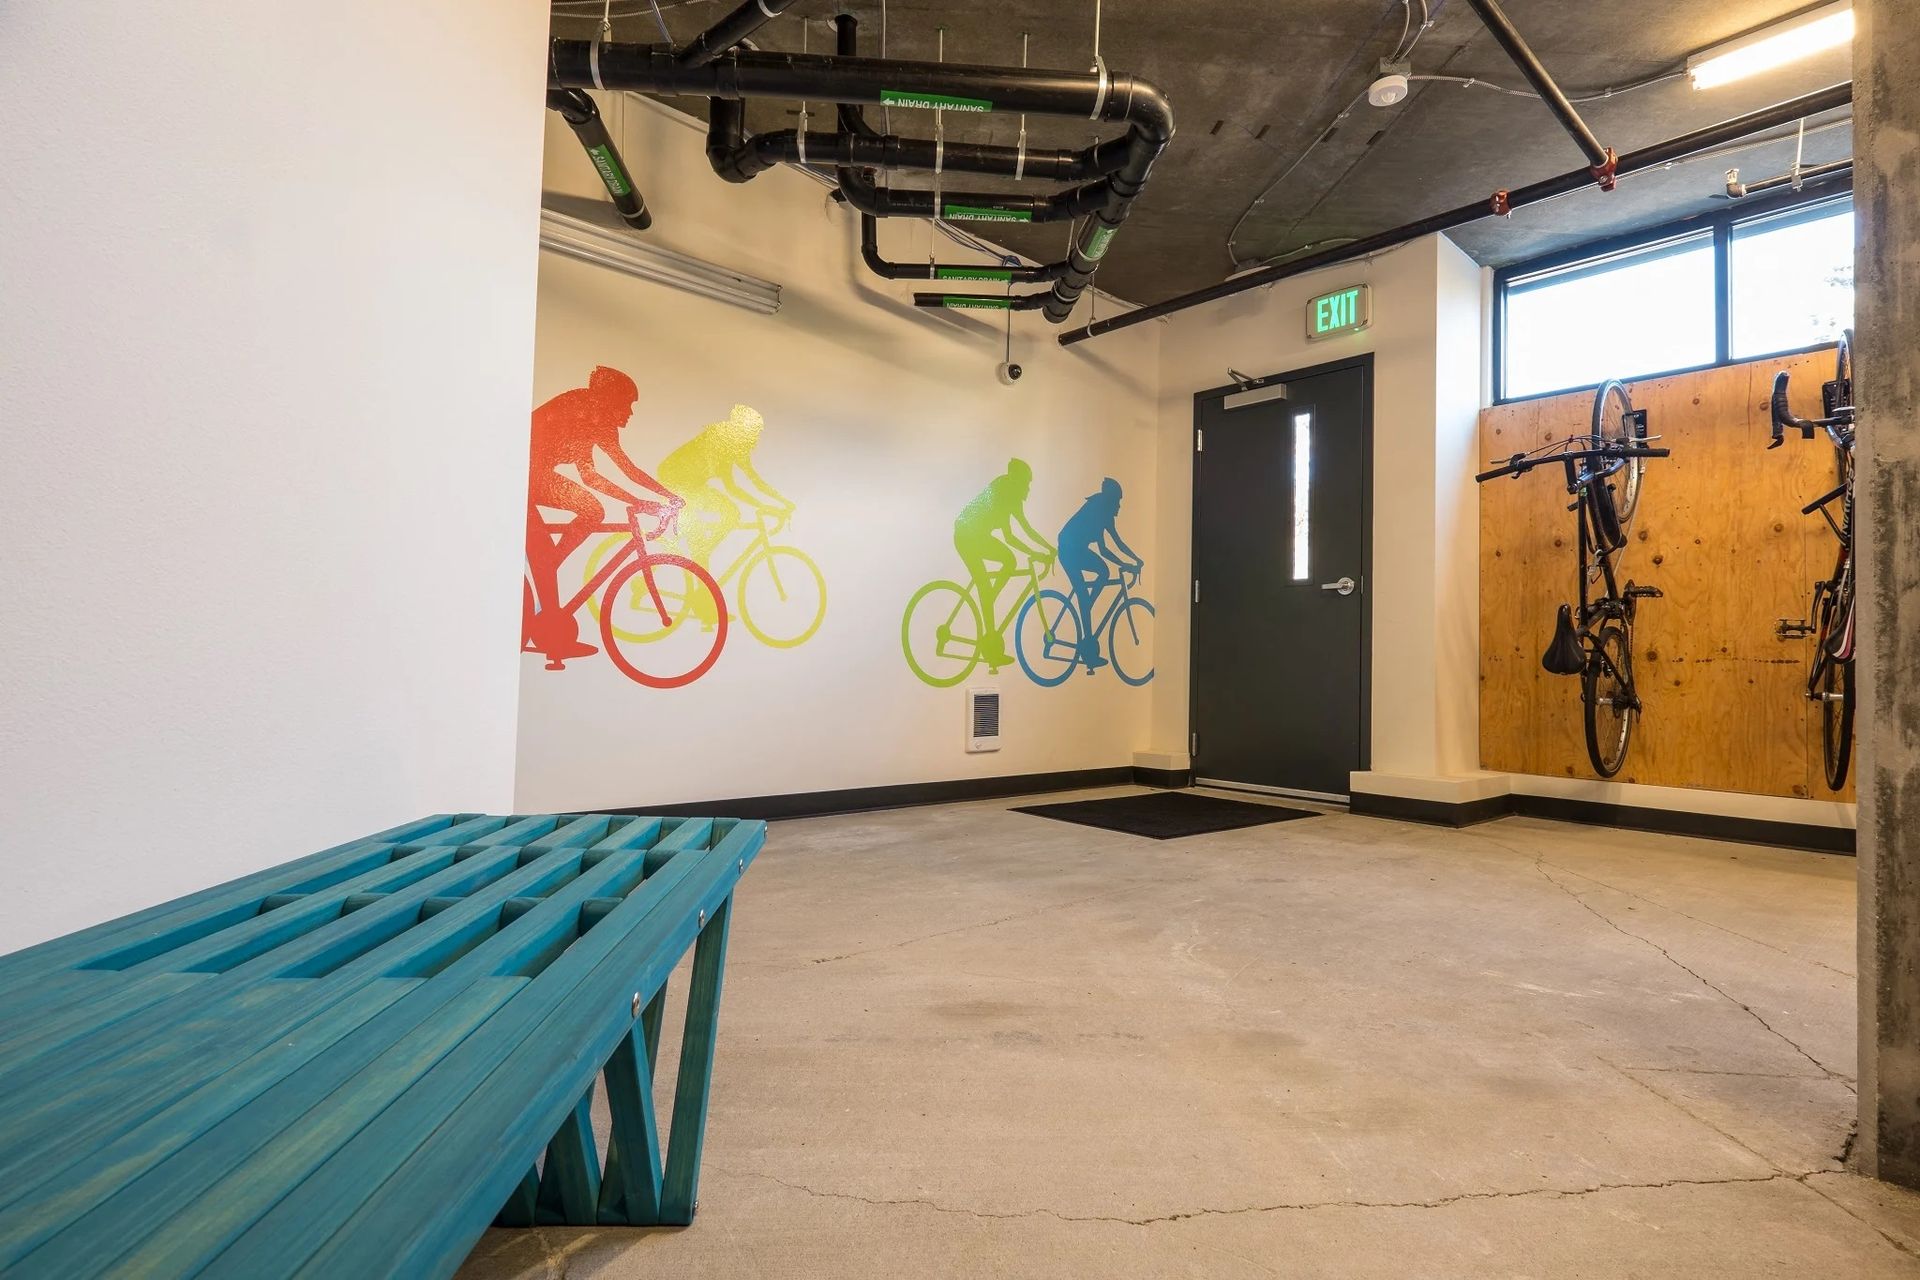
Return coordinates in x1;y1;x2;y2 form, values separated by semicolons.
1463;0;1617;186
677;0;805;68
824;19;1076;293
547;39;1175;324
546;88;652;230
1060;81;1853;346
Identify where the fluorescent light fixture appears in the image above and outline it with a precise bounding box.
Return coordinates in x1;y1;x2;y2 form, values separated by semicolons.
538;208;782;315
1687;2;1853;91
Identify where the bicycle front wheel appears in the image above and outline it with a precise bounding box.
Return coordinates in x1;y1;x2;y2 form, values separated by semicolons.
902;581;983;688
1108;597;1156;687
1015;589;1082;687
739;546;827;649
1582;622;1635;779
601;555;727;689
1818;656;1855;792
1592;379;1642;525
585;534;693;643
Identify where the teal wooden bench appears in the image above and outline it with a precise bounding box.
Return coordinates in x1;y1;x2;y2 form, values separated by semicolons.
0;811;763;1278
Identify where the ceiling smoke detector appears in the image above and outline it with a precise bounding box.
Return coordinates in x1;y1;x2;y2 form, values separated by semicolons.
1368;73;1410;108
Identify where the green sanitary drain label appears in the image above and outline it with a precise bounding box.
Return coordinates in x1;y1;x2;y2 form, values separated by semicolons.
936;266;1015;281
586;144;632;197
941;296;1013;310
881;90;993;113
1084;225;1117;260
942;204;1032;223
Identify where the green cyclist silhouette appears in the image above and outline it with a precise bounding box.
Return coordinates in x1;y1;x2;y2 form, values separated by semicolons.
657;404;794;628
954;458;1056;669
1055;478;1144;670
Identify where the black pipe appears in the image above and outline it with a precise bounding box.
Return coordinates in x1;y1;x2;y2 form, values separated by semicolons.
549;44;1173;137
1464;0;1612;174
834;165;1110;224
836;15;873;136
552;40;1176;325
912;291;1051;312
859;214;1066;283
709;125;1128;184
677;0;803;67
1729;158;1853;198
1061;81;1853;346
546;88;652;231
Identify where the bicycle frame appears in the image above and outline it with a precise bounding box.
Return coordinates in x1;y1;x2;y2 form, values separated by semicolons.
545;514;672;627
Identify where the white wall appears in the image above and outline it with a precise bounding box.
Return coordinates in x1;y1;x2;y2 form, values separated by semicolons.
516;98;1162;811
0;4;547;948
1151;235;1488;786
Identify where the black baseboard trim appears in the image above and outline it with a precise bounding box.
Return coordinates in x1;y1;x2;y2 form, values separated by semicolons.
598;767;1136;823
1349;790;1514;828
1132;766;1194;790
1350;788;1855;855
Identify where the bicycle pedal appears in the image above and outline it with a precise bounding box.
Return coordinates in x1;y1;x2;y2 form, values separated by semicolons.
1624;584;1663;599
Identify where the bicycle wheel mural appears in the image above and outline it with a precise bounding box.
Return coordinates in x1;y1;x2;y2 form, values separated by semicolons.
523;368;825;689
901;460;1154;688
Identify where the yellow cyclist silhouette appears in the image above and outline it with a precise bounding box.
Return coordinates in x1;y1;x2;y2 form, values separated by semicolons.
954;458;1056;668
658;404;796;629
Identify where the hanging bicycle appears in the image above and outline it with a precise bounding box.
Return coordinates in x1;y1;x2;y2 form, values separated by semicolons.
1477;382;1669;778
1768;332;1856;791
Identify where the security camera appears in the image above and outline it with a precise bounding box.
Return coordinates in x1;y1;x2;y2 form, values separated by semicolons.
998;361;1024;385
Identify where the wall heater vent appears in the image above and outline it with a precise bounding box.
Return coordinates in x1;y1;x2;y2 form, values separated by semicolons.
966;688;1001;753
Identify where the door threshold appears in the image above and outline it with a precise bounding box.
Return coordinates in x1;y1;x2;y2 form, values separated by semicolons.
1194;778;1350;806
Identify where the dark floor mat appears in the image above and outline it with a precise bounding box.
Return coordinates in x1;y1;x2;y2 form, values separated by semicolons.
1012;791;1321;839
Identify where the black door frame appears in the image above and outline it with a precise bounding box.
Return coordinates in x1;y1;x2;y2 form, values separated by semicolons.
1188;352;1375;796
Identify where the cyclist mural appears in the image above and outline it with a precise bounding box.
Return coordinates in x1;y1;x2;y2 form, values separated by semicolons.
902;461;1154;688
524;366;823;689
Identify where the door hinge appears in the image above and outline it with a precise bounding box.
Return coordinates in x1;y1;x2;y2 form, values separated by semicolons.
1193;578;1200;604
1195;428;1204;452
1190;732;1198;756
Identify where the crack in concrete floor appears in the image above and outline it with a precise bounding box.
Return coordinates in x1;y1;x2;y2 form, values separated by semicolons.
719;1165;1824;1227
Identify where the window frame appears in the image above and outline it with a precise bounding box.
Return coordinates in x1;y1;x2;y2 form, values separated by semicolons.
1492;184;1854;405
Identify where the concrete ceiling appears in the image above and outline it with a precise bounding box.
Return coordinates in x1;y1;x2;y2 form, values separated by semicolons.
549;0;1854;306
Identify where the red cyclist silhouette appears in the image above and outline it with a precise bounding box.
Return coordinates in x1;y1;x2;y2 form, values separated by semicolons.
524;366;682;661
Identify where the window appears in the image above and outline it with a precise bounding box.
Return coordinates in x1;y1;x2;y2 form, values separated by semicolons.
1495;192;1855;402
1291;411;1312;581
1503;233;1718;400
1729;200;1854;359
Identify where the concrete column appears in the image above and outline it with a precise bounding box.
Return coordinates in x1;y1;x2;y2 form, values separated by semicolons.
1856;0;1920;1186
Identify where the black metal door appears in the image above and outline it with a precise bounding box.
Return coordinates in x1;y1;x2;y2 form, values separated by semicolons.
1191;358;1371;798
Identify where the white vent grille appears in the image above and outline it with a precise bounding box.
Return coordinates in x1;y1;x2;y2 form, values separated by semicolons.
966;688;1001;753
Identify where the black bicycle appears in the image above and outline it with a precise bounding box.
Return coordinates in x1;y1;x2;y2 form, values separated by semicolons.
1769;332;1856;790
1478;382;1670;778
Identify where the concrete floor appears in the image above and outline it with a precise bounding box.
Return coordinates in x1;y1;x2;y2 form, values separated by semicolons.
457;788;1920;1278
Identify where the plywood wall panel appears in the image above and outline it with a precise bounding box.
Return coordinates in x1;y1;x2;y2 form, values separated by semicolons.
1478;350;1853;800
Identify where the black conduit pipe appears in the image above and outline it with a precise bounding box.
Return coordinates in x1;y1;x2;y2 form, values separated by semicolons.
1464;0;1613;178
1061;81;1853;346
834;165;1110;224
548;41;1175;323
912;292;1051;312
708;124;1129;184
546;88;652;230
859;213;1066;283
1729;159;1852;199
677;0;804;67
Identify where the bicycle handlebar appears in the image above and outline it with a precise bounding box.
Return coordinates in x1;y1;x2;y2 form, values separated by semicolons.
1769;370;1853;450
1475;444;1669;485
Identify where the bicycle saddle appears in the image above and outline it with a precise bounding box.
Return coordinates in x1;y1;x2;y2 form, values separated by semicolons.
1542;604;1587;676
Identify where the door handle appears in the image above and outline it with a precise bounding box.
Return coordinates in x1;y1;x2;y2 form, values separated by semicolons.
1320;576;1357;596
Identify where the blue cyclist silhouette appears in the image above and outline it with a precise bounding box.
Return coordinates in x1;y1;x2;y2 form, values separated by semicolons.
1055;478;1143;670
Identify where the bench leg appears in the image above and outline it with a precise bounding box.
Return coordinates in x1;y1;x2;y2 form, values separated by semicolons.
536;1087;602;1225
658;896;732;1226
598;996;667;1225
494;1165;540;1228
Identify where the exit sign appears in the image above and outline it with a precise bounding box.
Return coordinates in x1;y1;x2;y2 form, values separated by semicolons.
1306;284;1371;340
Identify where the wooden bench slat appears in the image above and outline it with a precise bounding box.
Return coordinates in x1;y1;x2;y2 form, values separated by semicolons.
202;823;758;1280
0;840;598;1210
0;811;761;1280
9;833;672;1275
0;816;479;983
271;826;762;1279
